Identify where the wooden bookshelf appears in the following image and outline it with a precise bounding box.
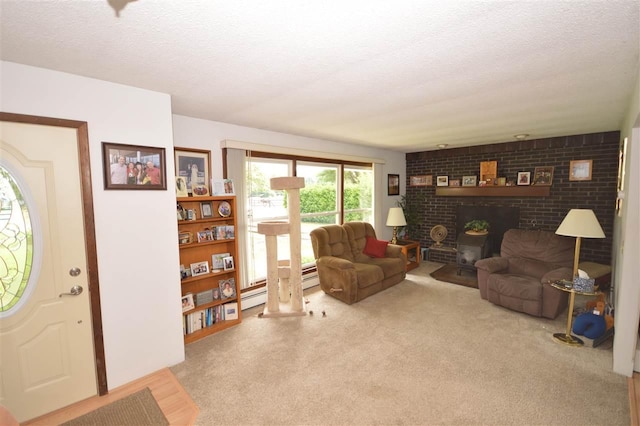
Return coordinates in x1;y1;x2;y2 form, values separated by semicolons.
177;195;241;344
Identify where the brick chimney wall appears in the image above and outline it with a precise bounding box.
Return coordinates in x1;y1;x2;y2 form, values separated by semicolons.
405;132;620;265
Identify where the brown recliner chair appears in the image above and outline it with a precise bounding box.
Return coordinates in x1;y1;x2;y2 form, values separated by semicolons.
474;229;574;319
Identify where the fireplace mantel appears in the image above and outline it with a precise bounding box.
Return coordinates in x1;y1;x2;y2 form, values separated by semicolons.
435;186;550;197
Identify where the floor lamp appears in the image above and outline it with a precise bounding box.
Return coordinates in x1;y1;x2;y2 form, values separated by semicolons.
386;207;407;245
554;209;605;345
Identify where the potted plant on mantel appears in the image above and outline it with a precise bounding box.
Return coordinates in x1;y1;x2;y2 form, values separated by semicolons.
464;219;489;235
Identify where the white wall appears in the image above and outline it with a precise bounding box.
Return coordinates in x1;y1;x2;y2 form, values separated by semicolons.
613;67;640;376
1;61;185;389
172;114;407;239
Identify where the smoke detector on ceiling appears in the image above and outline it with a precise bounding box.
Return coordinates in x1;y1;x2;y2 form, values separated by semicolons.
514;134;529;140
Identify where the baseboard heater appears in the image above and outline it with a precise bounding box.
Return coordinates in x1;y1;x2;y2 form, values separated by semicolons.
241;273;320;310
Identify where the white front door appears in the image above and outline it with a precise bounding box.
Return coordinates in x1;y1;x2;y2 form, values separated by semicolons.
0;121;97;422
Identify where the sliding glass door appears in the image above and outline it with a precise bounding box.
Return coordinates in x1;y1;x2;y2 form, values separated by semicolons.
242;154;373;290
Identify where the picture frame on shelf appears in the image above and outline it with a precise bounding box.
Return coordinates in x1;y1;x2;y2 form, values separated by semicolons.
212;288;221;300
462;176;477;187
569;159;593;181
196;230;213;243
387;174;400;195
449;179;461;187
218;201;232;217
200;202;213;218
497;177;506;186
532;166;554;186
192;184;210;197
174;147;211;195
409;175;432;187
517;172;531;185
190;261;210;277
223;256;235;271
224;302;239;320
178;231;192;245
181;294;194;313
212;252;231;271
213;178;235;195
436;176;449;187
175;176;188;197
102;142;167;190
219;278;236;300
180;264;191;279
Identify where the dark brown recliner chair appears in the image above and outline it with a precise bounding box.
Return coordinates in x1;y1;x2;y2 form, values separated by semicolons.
474;229;574;319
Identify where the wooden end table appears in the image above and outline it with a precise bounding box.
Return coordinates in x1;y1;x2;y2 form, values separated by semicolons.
394;240;420;271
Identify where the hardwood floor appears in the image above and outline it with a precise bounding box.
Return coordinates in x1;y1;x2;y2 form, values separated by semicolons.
630;373;640;426
23;368;198;426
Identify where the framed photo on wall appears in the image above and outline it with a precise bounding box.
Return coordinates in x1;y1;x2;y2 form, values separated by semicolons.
174;148;211;195
102;142;167;190
388;174;400;195
569;159;593;181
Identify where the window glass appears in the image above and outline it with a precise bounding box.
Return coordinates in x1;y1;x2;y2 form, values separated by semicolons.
243;156;372;290
344;165;373;223
0;166;33;313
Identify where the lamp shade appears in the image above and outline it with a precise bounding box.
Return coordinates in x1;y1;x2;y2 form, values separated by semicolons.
386;207;407;227
555;209;605;238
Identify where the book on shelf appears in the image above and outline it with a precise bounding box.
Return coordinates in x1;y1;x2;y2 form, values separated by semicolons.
183;305;230;335
219;278;236;300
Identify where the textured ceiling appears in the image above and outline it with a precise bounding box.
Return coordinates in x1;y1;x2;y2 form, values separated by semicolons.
1;1;638;152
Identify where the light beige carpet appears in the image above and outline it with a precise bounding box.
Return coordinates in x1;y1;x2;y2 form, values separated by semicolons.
60;387;168;426
171;262;628;425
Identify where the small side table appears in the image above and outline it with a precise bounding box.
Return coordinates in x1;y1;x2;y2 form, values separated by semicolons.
394;240;420;271
550;280;601;346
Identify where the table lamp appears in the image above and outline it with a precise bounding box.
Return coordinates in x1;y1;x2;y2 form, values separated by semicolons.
554;209;605;346
386;207;407;244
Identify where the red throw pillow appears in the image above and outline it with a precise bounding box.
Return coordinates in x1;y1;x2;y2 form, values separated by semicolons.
363;236;388;258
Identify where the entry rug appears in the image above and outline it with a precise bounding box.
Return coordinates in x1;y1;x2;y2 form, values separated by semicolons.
61;387;168;426
430;263;478;288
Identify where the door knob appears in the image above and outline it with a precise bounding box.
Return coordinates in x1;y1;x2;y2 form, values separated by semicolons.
59;285;83;297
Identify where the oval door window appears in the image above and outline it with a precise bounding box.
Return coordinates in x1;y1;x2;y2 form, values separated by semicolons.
0;165;33;313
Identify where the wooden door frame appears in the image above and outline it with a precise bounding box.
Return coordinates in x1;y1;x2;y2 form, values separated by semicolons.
0;112;108;395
